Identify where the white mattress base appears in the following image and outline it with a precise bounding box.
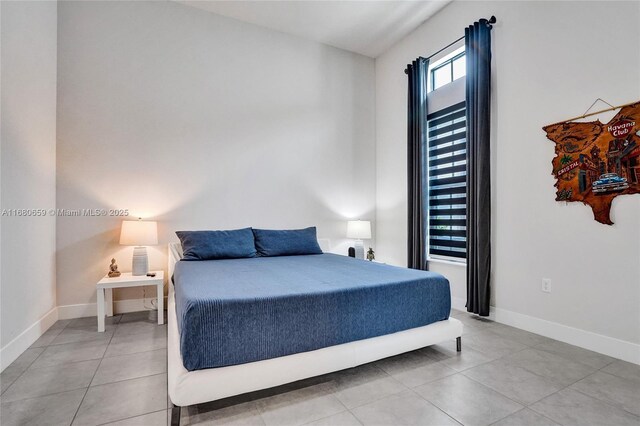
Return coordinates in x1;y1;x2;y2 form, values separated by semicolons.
166;243;463;407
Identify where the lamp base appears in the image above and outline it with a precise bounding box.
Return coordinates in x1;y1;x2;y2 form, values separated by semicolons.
354;240;364;260
132;246;149;276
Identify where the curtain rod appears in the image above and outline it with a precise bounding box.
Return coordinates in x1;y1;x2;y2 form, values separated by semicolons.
405;16;496;74
424;35;465;62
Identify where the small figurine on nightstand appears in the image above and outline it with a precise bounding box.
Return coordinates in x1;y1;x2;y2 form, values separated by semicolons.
108;258;121;277
366;247;375;261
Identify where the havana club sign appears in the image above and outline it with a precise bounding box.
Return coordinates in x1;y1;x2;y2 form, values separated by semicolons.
543;101;640;224
608;119;635;137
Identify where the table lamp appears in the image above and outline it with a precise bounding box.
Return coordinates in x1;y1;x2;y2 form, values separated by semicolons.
347;220;371;260
119;219;158;275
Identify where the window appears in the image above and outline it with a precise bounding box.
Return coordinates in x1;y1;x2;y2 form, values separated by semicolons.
429;48;466;92
427;101;467;260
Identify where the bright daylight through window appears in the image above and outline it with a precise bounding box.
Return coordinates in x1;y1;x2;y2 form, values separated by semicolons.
427;47;467;260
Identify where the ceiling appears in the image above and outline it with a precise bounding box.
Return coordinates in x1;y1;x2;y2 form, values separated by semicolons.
178;1;451;58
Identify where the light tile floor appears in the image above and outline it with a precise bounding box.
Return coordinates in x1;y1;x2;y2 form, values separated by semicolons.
1;310;639;426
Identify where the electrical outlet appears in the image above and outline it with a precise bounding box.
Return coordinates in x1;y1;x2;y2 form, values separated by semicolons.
542;278;552;293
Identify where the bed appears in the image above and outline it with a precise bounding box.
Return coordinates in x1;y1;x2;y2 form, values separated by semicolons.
167;242;463;425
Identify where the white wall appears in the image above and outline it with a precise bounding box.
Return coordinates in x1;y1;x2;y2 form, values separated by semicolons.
376;1;640;353
1;1;58;363
56;1;376;308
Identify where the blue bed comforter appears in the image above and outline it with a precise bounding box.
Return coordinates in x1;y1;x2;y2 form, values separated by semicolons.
173;253;451;371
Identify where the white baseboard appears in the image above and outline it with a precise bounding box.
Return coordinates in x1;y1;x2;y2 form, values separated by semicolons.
452;296;640;365
0;307;59;372
57;303;96;320
2;297;167;371
58;297;168;320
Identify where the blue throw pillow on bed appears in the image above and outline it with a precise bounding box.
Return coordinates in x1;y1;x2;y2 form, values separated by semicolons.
176;228;257;260
252;227;323;257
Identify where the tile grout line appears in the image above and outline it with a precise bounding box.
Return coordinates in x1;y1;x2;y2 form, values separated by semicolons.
69;319;118;426
459;328;636;425
1;349;47;398
594;357;621;372
2;316;166;416
1;318;76;398
531;364;618;405
38;335;114;348
529;340;617;368
7;313;634;425
456;371;527;407
551;344;636;417
73;313;167;423
525;367;638;424
256;382;350;426
95;408;169;426
337;390;409;412
402;387;464;426
297;409;358;426
102;335;168;359
0;387;90;406
567;382;640;419
449;373;538;426
307;316;625;426
333;381;410;412
103;345;168;359
377;319;538;424
459;355;575;405
345;410;366;426
87;371;168;391
486;407;560;426
340;363;423;412
197;313;630;425
459;346;615;410
463;336;531;359
6;355;107;376
424;336;502;373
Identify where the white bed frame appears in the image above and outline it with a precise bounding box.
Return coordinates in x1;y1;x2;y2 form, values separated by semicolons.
167;243;463;425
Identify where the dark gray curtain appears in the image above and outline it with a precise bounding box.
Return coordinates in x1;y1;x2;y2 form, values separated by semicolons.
405;57;429;270
465;19;492;316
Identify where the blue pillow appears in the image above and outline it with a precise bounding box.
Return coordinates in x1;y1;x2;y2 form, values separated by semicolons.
176;228;257;260
252;227;323;257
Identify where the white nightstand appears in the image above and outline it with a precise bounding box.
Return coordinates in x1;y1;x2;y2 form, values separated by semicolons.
96;271;164;332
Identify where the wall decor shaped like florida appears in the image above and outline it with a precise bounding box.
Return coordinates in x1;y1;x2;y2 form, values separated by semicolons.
543;101;640;224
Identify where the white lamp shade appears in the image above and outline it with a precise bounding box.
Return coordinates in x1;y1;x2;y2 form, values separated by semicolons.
119;220;158;246
346;220;371;240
